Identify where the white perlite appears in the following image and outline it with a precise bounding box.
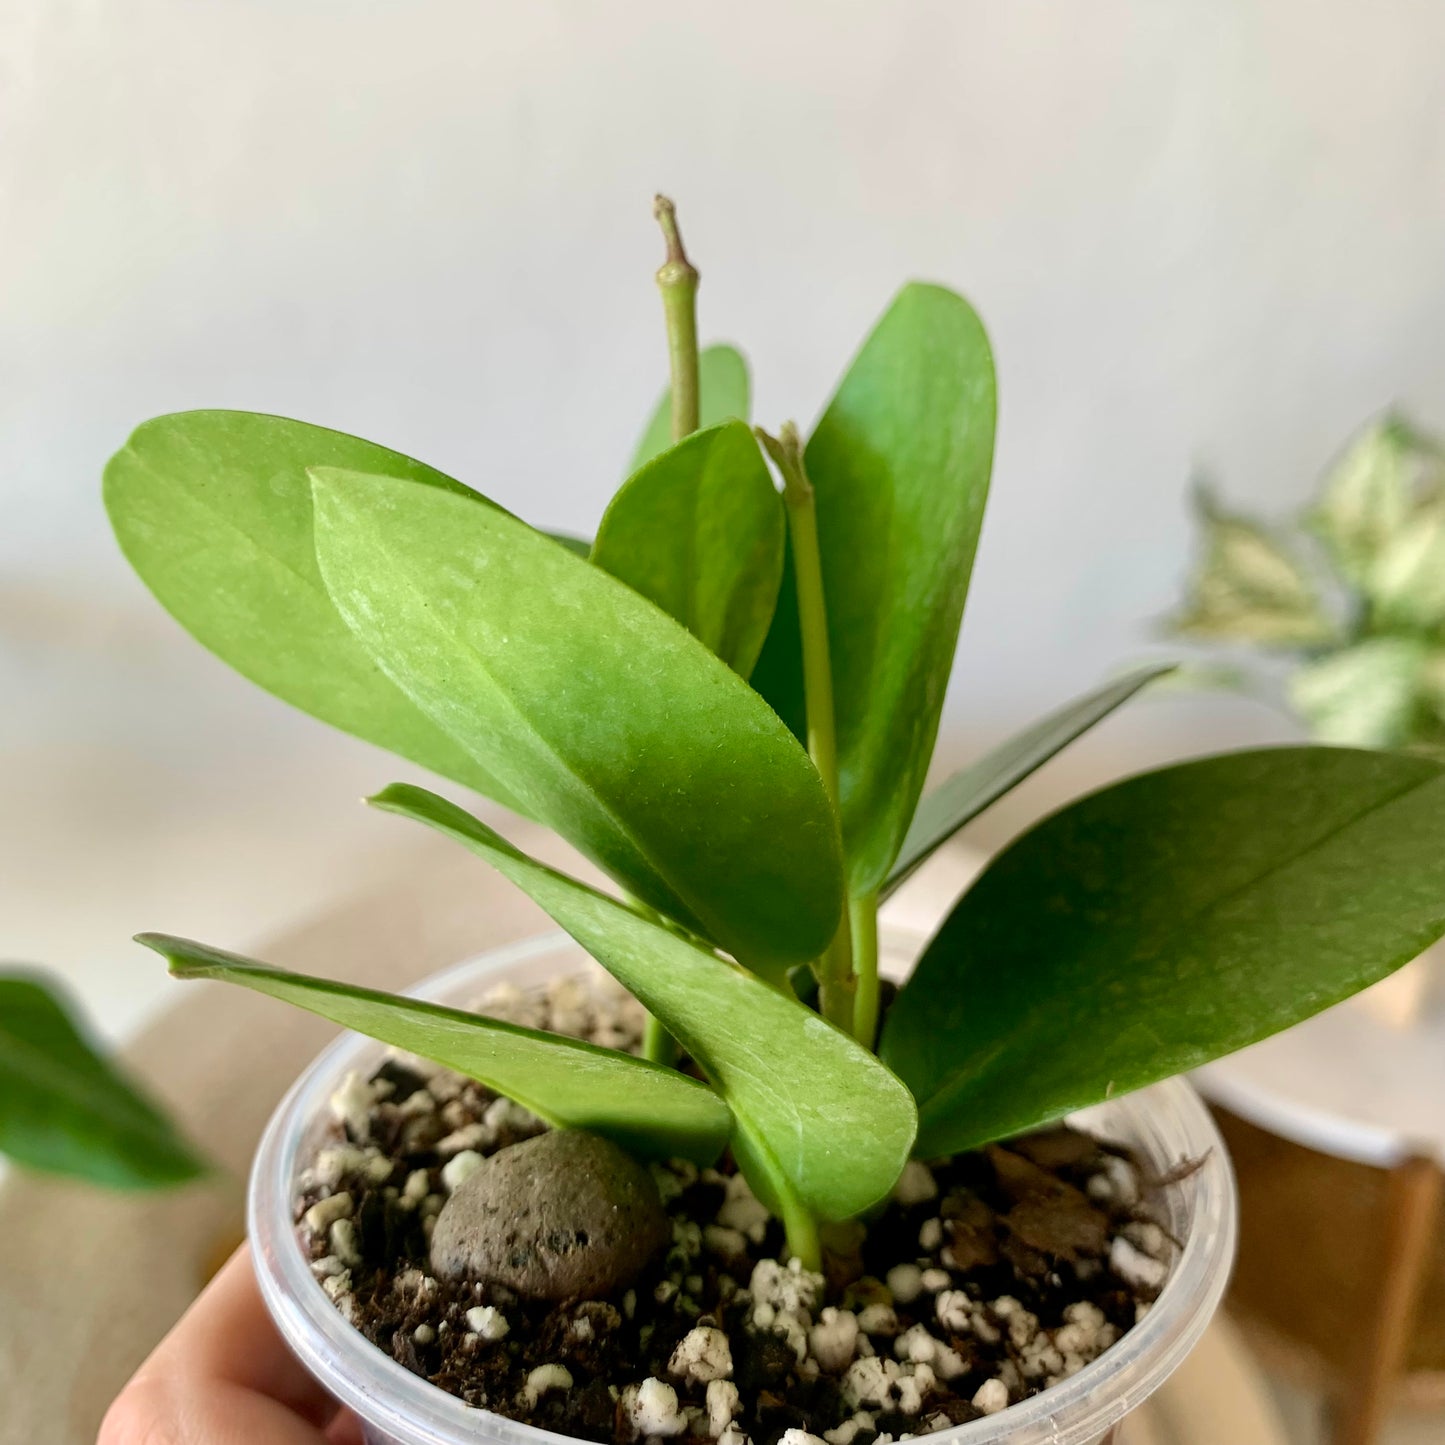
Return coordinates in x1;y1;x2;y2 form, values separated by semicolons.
310;1143;369;1188
522;1364;573;1407
440;1149;484;1192
302;1191;353;1233
717;1174;771;1243
935;1290;1001;1344
1110;1234;1167;1292
401;1169;430;1207
329;1071;386;1139
809;1308;860;1372
842;1355;900;1408
622;1378;689;1438
972;1378;1009;1415
777;1432;828;1445
464;1305;510;1341
885;1264;923;1304
706;1379;741;1438
892;1161;938;1206
855;1303;899;1337
328;1218;362;1268
917;1218;943;1251
895;1361;935;1416
669;1326;733;1383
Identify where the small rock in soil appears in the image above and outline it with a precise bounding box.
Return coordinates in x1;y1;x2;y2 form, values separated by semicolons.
295;972;1181;1445
430;1129;670;1301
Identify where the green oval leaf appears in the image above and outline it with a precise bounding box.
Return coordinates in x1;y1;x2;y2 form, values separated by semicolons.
883;747;1445;1157
103;411;530;815
630;345;751;472
883;664;1174;897
136;934;729;1164
310;468;842;975
370;784;917;1221
752;284;997;892
593;421;784;678
0;971;207;1188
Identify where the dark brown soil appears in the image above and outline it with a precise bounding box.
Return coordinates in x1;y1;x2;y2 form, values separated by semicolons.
294;977;1176;1445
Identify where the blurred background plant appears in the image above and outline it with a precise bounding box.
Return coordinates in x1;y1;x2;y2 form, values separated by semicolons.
0;969;206;1189
1171;416;1445;755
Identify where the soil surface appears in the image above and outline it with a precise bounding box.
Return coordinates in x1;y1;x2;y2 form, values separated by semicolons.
294;972;1178;1445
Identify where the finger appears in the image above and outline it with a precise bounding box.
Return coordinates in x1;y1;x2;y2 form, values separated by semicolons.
104;1371;339;1445
135;1244;341;1430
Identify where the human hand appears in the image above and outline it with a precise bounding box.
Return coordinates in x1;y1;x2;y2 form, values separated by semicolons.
100;1246;363;1445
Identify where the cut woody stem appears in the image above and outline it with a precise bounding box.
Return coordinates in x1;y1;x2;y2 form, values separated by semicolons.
653;195;701;444
758;423;856;1035
639;195;703;1068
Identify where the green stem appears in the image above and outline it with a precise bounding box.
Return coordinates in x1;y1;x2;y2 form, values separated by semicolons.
757;423;854;1031
850;891;881;1048
642;1012;679;1067
781;1191;822;1272
653;195;700;443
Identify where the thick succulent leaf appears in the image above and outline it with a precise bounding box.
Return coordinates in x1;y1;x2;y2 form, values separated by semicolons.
753;284;997;893
545;531;594;558
371;784;917;1220
1369;501;1445;634
593;421;784;678
1288;638;1428;748
630;345;751;472
310;468;841;975
1308;419;1413;587
136;935;729;1164
103;411;530;814
0;971;207;1188
883;664;1174;898
883;747;1445;1157
1172;486;1336;647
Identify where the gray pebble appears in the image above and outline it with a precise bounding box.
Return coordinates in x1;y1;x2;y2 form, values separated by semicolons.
429;1129;669;1300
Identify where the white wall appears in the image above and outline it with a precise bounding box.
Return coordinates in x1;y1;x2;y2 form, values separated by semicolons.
3;0;1444;1026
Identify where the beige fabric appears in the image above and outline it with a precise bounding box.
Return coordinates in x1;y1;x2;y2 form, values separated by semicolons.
0;834;1286;1445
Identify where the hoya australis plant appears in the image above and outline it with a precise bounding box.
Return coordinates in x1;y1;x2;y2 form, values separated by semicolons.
108;199;1445;1275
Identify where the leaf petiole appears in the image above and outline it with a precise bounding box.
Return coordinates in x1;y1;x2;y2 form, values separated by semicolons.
850;891;881;1048
758;423;854;1031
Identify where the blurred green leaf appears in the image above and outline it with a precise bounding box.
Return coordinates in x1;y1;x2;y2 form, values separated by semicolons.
630;345;752;472
1422;652;1445;723
137;935;731;1165
310;468;842;976
592;422;784;678
369;784;917;1221
1288;637;1428;748
883;748;1445;1157
883;664;1174;898
753;284;997;893
0;972;207;1188
1172;486;1336;647
1368;500;1445;634
1307;418;1413;588
103;411;531;815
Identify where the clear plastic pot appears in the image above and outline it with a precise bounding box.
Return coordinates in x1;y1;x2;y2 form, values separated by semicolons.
250;932;1238;1445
